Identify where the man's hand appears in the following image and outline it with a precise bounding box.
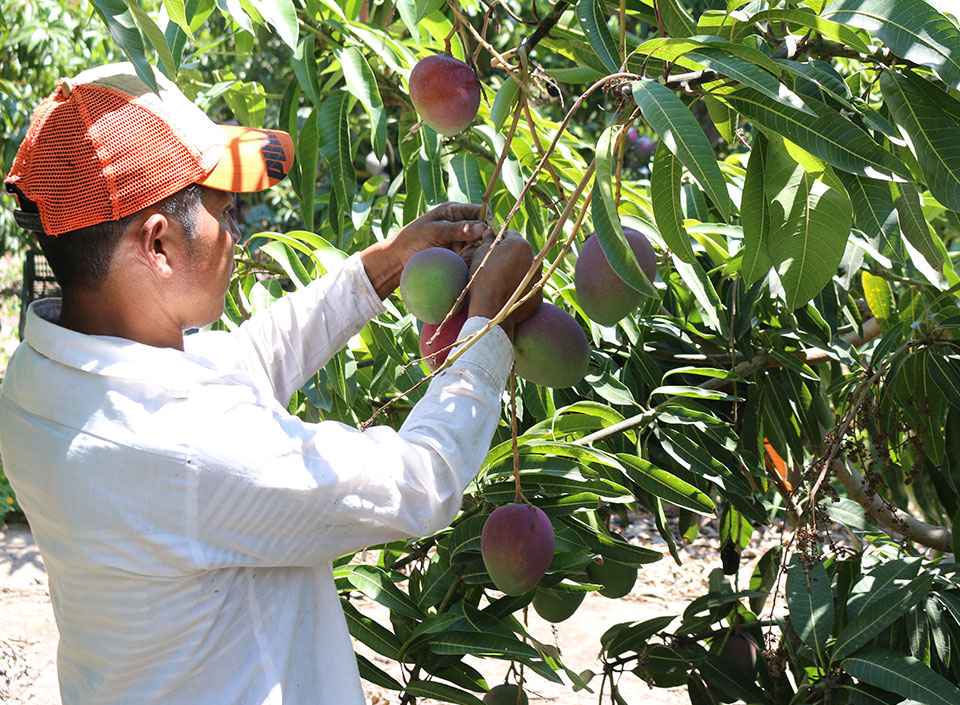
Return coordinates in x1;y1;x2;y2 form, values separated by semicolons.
361;202;492;299
467;230;542;338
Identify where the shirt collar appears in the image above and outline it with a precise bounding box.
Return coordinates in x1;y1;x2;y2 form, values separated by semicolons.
24;298;230;394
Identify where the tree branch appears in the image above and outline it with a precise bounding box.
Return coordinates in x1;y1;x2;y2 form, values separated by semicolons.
832;458;953;553
517;1;570;56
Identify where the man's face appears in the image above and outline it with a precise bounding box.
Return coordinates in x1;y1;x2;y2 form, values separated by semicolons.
179;188;240;329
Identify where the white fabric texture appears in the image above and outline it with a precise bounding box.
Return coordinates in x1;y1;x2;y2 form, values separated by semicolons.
0;254;514;705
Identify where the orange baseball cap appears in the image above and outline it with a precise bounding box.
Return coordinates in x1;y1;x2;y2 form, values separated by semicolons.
4;62;295;236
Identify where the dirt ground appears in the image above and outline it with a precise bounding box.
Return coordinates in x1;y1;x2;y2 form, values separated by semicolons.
0;516;788;705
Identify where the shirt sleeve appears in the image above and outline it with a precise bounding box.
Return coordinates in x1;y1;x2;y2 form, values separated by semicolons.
213;254;386;406
185;317;514;569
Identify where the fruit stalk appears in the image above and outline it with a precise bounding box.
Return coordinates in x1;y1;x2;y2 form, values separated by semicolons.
509;371;522;503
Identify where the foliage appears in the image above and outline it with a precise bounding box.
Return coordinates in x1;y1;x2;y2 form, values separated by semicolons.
13;0;960;702
0;0;123;253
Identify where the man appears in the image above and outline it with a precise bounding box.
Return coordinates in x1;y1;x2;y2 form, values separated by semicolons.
0;63;536;704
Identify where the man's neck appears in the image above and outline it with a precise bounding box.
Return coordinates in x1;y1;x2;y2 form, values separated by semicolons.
57;290;186;351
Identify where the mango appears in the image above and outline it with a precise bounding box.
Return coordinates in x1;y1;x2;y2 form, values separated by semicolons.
574;228;657;326
481;503;555;596
419;303;469;370
483;684;528;705
409;55;481;136
513;303;589;388
399;247;468;324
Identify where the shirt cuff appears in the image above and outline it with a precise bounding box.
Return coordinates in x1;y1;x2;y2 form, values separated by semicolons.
446;317;514;390
344;253;388;320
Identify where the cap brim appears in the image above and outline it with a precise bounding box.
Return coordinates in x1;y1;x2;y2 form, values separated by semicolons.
199;125;295;193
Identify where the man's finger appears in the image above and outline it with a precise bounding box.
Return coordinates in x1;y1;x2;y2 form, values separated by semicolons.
430;202;484;223
437;220;491;245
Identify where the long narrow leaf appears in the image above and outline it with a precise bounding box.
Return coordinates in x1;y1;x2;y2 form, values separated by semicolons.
651;145;697;263
715;85;909;181
318;90;356;220
835;171;903;263
632;81;732;220
91;0;157;92
880;69;960;211
576;0;619;73
786;556;834;657
337;47;387;158
824;0;960;90
843;646;960;705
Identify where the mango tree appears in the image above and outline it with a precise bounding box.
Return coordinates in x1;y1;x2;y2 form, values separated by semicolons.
25;0;960;702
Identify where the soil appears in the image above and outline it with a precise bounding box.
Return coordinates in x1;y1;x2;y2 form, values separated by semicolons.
0;516;788;705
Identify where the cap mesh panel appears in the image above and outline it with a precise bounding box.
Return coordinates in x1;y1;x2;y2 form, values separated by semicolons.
9;84;207;236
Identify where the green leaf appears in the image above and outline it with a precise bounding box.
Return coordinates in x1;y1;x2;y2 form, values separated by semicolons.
601;616;677;658
593;126;657;298
396;0;420;41
848;558;923;621
861;271;896;333
125;1;177;78
257;241;312;288
448;153;485;205
650;385;741;402
741;132;772;284
880;70;960;212
344;565;423;620
296;109;319;233
162;0;192;37
705;95;737;145
404;680;484;705
318;90;356;220
928;353;960;409
250;0;297;48
292;35;320;105
490;76;520;132
749;545;782;613
715;85;908;181
684;46;812;115
576;0;619;73
719;505;752;551
824;0;960;91
337;47;386;158
428;631;540;660
832;574;934;661
671;255;728;334
661;367;748;383
895;184;944;270
617;453;715;514
786;555;834;657
632;81;731;220
843;646;960;705
91;0;158;92
735;8;871;54
355;653;403;690
659;0;696;37
340;598;402;660
764;142;853;309
835;171;903;264
651;145;697;263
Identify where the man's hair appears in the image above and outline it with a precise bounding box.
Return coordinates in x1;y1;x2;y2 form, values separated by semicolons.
25;183;209;292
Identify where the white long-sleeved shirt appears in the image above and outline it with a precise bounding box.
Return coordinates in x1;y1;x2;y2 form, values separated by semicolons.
0;254;513;705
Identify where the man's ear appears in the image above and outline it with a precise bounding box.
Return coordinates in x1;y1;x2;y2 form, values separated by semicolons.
133;212;175;278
